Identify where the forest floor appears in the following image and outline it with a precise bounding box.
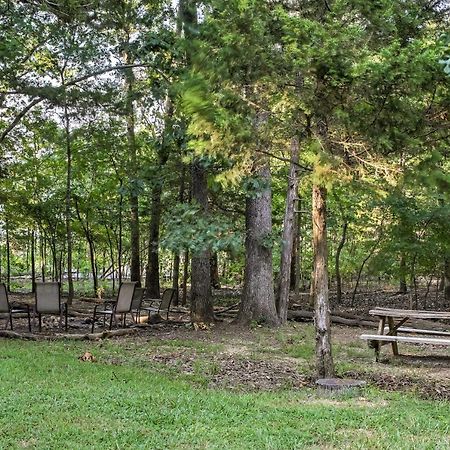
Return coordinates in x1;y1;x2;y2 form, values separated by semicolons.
4;287;450;401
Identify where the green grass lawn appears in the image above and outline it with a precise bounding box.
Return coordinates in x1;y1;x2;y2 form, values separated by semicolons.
0;338;449;449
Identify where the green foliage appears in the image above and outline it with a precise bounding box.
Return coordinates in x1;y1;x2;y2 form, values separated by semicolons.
162;203;242;255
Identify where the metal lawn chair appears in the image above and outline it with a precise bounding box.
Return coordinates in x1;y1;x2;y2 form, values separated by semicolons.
140;288;176;321
131;287;145;324
0;282;31;332
91;281;137;332
34;282;67;331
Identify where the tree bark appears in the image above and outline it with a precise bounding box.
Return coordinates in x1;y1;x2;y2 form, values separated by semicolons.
182;249;189;306
335;221;348;304
172;252;180;306
210;253;220;289
399;253;407;294
444;257;450;304
277;137;300;324
312;185;334;378
6;217;10;291
190;160;214;323
30;230;36;293
145;183;162;297
236;161;279;327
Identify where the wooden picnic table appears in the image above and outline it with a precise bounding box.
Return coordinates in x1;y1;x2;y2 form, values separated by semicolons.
360;307;450;361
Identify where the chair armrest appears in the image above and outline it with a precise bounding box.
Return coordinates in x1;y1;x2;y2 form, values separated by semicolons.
145;298;162;308
10;302;30;312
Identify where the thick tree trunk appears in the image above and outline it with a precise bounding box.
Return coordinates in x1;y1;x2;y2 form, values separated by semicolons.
312;185;334;378
236;161;279;327
399;253;407;294
145;183;162;298
335;222;348;304
190;161;214;323
277;137;300;324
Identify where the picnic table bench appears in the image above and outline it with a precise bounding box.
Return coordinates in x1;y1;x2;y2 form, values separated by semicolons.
360;307;450;361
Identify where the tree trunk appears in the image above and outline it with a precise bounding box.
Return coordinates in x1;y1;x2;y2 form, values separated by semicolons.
399;253;407;294
190;160;214;323
182;249;189;306
6;217;11;291
145;183;162;298
145;95;173;297
62;73;74;305
124;57;141;285
236;161;279;327
118;180;124;286
444;257;450;304
210;253;220;289
172;164;187;307
40;232;46;282
312;185;334;378
335;221;348;304
277;137;300;324
31;230;36;293
172;252;180;306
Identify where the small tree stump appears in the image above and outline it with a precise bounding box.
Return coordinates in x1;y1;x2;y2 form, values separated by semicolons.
316;378;366;396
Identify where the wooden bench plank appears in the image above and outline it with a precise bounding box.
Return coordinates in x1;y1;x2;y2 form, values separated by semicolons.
360;334;450;346
369;308;450;320
383;327;450;336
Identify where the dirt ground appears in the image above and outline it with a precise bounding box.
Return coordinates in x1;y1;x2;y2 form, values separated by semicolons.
3;289;450;401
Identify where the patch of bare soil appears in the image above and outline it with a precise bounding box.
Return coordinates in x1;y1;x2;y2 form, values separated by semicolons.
149;350;311;391
343;370;450;401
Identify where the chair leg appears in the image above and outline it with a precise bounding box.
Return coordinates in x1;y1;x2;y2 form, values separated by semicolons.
109;313;113;330
39;314;42;332
27;310;31;332
9;313;13;331
65;305;68;331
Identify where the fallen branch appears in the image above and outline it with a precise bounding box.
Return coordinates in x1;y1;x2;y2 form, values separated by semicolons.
287;310;378;328
0;328;139;341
